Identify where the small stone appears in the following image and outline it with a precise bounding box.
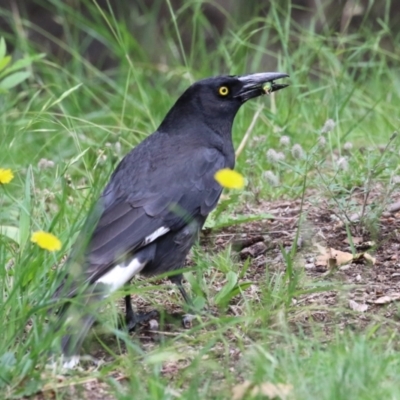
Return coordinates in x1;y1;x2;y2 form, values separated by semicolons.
148;319;159;330
240;242;267;259
348;299;368;312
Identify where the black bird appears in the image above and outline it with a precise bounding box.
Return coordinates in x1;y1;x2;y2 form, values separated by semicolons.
53;72;288;367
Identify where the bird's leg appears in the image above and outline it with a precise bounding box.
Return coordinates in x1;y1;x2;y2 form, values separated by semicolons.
174;274;193;305
123;294;158;332
124;294;136;331
170;274;198;328
170;274;194;307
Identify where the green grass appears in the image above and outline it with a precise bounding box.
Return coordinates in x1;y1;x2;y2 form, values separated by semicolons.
1;0;400;398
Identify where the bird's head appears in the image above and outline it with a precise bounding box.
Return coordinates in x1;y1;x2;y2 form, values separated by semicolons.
160;72;289;133
195;71;288;102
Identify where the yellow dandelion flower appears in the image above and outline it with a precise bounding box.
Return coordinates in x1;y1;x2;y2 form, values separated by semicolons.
0;168;14;184
31;231;62;252
214;168;245;189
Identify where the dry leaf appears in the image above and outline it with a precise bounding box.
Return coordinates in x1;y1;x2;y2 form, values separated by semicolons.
315;245;376;268
232;380;292;400
348;299;368;312
343;236;363;245
371;293;400;304
316;247;353;268
363;253;376;265
353;252;376;265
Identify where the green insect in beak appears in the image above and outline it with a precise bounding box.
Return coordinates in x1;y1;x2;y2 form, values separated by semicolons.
263;82;273;94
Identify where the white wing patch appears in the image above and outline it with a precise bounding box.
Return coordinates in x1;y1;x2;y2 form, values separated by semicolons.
143;226;169;245
95;227;168;293
96;257;146;292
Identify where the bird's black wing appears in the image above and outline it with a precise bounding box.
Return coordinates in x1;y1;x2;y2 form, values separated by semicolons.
66;145;226;290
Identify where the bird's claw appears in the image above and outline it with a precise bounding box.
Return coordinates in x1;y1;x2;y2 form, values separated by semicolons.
182;313;196;329
122;309;159;332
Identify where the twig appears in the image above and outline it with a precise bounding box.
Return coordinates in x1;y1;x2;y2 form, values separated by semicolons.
358;132;397;222
235;106;264;159
350;199;400;221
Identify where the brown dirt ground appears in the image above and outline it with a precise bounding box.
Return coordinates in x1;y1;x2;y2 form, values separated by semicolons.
32;190;400;399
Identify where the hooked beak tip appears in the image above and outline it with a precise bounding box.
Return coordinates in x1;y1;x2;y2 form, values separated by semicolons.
237;72;289;100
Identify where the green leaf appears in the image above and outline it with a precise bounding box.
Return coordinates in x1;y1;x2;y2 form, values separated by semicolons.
19;167;32;250
0;225;20;244
238;257;251;279
0;53;44;79
145;350;180;364
0;55;11;73
0;71;30;90
205;213;273;230
227;281;253;299
49;83;83;108
214;271;238;306
0;37;6;60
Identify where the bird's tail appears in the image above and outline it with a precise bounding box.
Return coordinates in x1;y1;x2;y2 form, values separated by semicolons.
60;314;97;368
52;285;107;368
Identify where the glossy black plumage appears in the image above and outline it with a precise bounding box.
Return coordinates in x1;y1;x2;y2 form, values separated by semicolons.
53;72;289;366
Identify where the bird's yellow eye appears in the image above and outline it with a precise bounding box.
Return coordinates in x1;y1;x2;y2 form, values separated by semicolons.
218;86;229;96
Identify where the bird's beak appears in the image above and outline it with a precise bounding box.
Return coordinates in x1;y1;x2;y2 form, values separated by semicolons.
236;72;289;102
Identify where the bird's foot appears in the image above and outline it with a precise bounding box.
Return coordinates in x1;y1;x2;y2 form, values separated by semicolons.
182;313;197;329
122;309;159;332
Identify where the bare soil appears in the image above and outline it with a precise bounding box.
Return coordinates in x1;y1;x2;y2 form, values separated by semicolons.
33;191;400;399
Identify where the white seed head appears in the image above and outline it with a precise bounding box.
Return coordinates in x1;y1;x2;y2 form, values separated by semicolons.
38;158;55;169
392;176;400;184
279;135;290;146
42;189;55;202
343;142;353;151
317;136;327;147
263;170;280;187
266;148;279;163
276;152;286;161
253;135;266;143
337;156;349;171
321;119;336;134
291;144;305;159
